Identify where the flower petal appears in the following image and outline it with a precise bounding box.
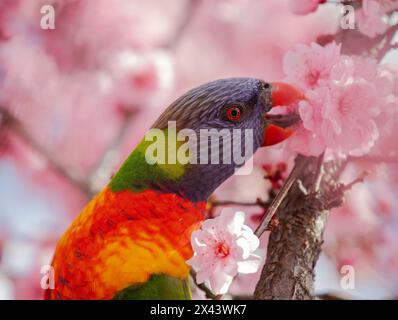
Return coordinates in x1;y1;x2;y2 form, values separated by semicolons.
237;254;264;274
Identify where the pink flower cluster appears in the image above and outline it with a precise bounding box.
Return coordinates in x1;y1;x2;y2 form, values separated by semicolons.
282;42;392;156
187;211;263;295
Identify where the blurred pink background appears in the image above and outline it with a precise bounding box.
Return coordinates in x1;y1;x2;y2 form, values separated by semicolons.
0;0;397;299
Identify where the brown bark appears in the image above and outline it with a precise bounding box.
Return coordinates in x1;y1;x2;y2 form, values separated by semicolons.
254;156;345;300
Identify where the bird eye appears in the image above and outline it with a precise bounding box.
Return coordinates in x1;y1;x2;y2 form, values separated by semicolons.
225;105;242;122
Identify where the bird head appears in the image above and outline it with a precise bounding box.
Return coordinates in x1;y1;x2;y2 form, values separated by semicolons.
146;77;304;201
153;78;303;146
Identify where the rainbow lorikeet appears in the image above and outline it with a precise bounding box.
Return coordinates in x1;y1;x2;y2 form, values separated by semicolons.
45;78;303;300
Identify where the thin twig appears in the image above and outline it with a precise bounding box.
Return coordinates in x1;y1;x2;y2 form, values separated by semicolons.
254;156;311;237
209;198;270;209
0;107;91;197
341;171;368;192
164;0;201;49
190;270;222;300
310;152;324;194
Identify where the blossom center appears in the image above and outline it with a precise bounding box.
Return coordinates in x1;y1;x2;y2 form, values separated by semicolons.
215;242;230;258
306;70;320;88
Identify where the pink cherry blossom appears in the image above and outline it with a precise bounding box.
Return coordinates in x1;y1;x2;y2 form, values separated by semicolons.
283;42;342;91
282;42;389;156
288;0;325;15
298;82;379;156
357;0;388;38
187;210;264;295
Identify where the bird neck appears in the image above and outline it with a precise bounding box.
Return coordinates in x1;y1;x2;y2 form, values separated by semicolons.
108;138;236;203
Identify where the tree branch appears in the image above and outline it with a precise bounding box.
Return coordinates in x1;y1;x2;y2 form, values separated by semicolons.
254;155;312;237
254;156;345;299
0;107;91;197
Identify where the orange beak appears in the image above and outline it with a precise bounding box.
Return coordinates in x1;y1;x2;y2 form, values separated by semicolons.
263;82;305;147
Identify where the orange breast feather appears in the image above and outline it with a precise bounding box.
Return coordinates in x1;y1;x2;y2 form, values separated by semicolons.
45;187;205;299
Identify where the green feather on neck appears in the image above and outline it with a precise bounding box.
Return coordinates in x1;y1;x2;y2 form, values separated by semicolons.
108;128;191;192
